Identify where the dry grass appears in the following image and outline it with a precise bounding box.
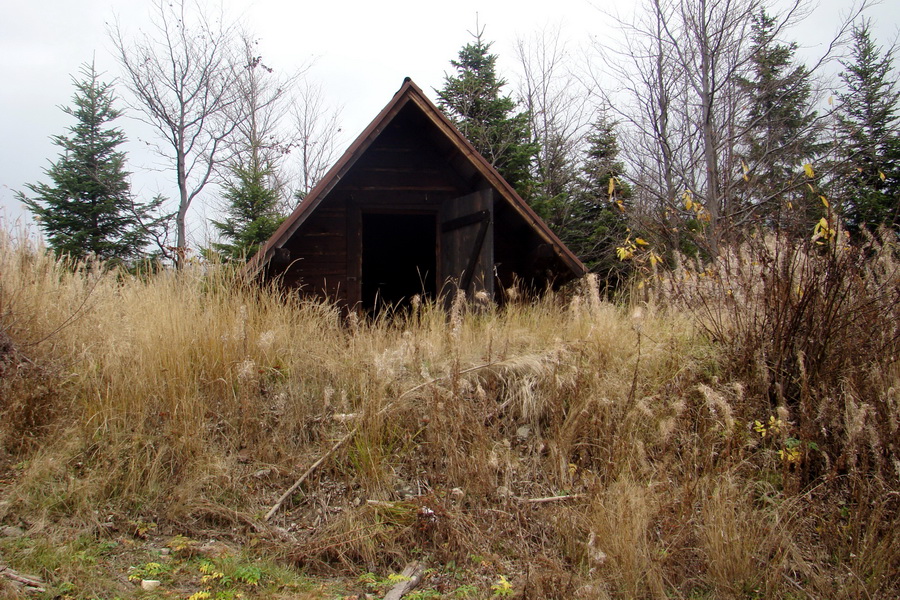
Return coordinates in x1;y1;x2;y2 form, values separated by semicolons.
1;229;898;599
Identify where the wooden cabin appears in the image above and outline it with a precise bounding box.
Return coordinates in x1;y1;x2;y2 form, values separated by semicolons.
245;78;586;309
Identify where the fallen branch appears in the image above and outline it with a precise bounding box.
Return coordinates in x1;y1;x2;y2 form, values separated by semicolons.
264;360;502;521
0;564;46;593
383;561;425;600
520;494;584;504
263;429;357;521
366;499;396;508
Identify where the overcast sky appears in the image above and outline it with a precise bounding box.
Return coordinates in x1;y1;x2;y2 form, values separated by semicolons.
1;0;896;243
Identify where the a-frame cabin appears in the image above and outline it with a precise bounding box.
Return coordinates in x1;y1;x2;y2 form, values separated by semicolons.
246;78;586;310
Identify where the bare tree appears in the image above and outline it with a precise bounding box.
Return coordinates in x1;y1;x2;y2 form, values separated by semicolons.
592;0;762;254
232;35;287;171
230;33;307;204
289;80;343;201
589;0;694;250
590;0;863;254
516;25;592;213
208;34;308;260
110;0;244;265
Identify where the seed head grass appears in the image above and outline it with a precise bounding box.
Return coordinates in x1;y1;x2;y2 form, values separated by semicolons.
0;230;898;598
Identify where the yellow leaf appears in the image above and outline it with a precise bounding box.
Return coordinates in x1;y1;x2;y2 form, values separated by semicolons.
741;159;750;174
812;217;835;242
820;196;829;208
685;198;694;211
608;177;616;195
492;575;513;593
803;163;815;178
754;420;766;437
787;201;793;209
880;171;886;181
635;238;649;246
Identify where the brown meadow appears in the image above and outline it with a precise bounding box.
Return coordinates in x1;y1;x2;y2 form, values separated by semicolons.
1;229;898;599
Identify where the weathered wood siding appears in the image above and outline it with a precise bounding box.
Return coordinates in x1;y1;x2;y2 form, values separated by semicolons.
275;104;468;305
258;84;585;308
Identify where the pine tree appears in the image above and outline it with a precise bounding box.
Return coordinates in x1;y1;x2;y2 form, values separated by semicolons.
836;21;900;232
736;9;822;232
211;157;284;261
437;27;535;192
18;62;160;264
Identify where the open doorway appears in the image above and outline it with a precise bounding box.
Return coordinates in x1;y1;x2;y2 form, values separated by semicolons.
361;212;437;310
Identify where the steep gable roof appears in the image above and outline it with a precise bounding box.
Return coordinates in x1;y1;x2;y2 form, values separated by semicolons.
246;78;586;279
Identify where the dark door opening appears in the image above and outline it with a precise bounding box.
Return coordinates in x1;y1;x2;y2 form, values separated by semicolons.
362;213;437;310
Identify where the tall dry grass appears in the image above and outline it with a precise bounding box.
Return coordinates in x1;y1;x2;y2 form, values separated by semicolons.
1;230;898;598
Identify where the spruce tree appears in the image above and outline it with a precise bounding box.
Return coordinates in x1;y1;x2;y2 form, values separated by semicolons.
210;41;292;263
736;9;821;232
437;27;536;192
211;157;284;261
18;62;159;264
569;116;632;279
836;21;900;232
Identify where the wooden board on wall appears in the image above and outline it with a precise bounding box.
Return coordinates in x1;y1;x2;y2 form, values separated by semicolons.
440;189;494;299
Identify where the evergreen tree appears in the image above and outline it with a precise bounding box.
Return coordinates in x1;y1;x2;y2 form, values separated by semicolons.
18;62;160;264
211;157;284;261
580;117;631;202
836;21;900;232
569;117;632;280
437;27;536;192
212;43;291;263
736;9;822;232
528;131;579;239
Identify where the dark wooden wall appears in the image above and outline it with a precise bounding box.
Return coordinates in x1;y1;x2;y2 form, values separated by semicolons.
273;104;466;306
266;101;575;307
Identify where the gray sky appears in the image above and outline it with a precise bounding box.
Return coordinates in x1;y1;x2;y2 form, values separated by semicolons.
1;0;896;243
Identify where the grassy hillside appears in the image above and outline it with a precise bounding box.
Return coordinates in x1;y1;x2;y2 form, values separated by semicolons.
1;229;898;599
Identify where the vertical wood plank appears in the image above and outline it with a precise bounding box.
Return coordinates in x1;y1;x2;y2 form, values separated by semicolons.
440;188;494;300
346;199;362;308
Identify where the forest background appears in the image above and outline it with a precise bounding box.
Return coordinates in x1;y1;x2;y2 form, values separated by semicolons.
2;0;898;268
